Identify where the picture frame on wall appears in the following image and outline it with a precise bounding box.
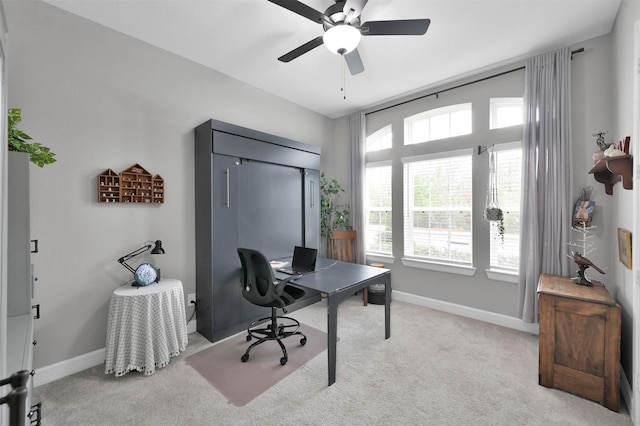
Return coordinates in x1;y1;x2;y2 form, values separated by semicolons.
572;200;595;227
618;227;632;269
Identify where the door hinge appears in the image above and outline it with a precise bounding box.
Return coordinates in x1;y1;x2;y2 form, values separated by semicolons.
32;304;40;320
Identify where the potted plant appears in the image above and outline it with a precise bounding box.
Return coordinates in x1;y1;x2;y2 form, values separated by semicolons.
8;108;56;167
320;172;351;255
484;148;504;241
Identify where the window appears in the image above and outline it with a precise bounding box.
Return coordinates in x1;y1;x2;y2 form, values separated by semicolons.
490;98;523;129
365;163;392;255
404;103;472;145
366;125;392;152
489;143;522;271
403;150;473;266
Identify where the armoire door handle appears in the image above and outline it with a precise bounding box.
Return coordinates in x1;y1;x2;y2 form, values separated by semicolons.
310;180;315;208
225;168;230;208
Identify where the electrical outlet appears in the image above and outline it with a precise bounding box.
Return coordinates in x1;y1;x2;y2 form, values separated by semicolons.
188;293;196;305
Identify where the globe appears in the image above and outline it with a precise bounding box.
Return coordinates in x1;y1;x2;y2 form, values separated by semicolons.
134;263;158;286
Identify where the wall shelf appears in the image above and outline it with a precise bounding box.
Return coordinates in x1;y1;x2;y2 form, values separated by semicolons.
588;155;632;195
98;163;164;204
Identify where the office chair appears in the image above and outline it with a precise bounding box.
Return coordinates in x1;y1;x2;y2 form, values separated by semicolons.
329;230;367;305
237;248;307;366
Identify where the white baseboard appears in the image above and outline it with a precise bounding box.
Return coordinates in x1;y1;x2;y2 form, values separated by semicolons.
34;347;106;387
187;319;197;334
621;365;633;416
392;290;540;334
34;319;199;387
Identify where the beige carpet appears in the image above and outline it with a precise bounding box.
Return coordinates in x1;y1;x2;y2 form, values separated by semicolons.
186;324;327;406
32;296;633;425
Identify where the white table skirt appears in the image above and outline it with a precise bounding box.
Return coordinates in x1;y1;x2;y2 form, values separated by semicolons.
105;279;188;376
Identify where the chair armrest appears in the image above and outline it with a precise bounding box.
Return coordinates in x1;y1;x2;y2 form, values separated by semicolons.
275;275;299;307
275;275;298;288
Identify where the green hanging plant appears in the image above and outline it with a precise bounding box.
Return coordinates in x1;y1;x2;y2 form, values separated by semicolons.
8;108;56;167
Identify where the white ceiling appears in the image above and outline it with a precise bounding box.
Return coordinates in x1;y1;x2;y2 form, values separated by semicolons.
43;0;621;119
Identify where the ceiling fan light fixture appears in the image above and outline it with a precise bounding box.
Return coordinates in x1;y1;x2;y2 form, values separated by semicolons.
323;24;361;55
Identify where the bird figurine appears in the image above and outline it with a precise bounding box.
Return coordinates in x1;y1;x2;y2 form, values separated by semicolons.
570;251;604;286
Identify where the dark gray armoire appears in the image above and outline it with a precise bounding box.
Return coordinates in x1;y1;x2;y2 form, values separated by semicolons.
194;119;321;343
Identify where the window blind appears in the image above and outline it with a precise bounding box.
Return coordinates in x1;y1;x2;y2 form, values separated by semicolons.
365;164;392;255
489;147;522;270
403;152;473;265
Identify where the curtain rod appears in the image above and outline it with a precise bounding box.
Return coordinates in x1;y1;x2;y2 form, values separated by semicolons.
365;48;585;116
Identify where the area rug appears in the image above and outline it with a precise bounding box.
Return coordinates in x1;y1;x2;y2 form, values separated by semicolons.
186;324;328;407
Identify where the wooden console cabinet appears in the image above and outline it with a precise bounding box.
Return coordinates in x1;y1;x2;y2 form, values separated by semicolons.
537;273;621;411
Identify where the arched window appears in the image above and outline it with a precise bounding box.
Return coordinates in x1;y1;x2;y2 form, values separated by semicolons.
404;103;472;145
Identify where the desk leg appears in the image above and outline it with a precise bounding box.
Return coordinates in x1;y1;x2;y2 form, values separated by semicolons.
327;295;338;386
385;274;391;339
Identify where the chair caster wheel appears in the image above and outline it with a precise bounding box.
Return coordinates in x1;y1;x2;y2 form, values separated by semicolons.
280;357;287;366
246;335;251;342
241;354;249;362
300;337;307;346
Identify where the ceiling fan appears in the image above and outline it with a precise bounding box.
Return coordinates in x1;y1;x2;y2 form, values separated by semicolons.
268;0;431;75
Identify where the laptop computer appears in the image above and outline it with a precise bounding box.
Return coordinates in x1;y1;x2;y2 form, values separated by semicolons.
278;246;318;275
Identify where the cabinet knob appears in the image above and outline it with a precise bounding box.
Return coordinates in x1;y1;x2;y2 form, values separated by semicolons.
32;340;37;346
30;370;35;377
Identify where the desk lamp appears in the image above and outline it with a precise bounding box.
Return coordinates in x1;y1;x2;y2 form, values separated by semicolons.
118;240;165;286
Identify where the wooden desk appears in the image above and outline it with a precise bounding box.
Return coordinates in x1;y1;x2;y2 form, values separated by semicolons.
279;258;391;386
537;273;621;411
105;279;188;376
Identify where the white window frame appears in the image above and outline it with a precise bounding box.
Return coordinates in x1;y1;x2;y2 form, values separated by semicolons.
365;160;393;259
401;148;476;276
366;124;393;152
486;141;521;283
404;103;472;145
489;97;523;130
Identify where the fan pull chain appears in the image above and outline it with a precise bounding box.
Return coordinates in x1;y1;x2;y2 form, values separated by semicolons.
341;56;347;100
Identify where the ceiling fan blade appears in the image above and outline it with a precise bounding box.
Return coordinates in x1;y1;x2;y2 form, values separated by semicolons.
344;48;365;75
360;19;431;36
267;0;324;24
343;0;369;19
278;36;324;62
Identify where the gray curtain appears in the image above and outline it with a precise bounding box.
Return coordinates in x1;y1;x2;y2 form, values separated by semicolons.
349;112;366;264
518;48;572;322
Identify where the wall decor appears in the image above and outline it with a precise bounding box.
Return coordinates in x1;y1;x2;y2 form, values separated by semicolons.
98;163;164;204
572;199;595;228
617;227;632;269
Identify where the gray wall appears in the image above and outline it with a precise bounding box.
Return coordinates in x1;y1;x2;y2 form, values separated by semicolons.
326;36;616;319
4;0;333;369
362;65;523;316
608;0;640;386
329;10;636;382
6;0;639;389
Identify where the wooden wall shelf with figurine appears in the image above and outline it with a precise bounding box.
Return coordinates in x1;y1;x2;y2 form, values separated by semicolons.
588;155;632;195
97;163;164;204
